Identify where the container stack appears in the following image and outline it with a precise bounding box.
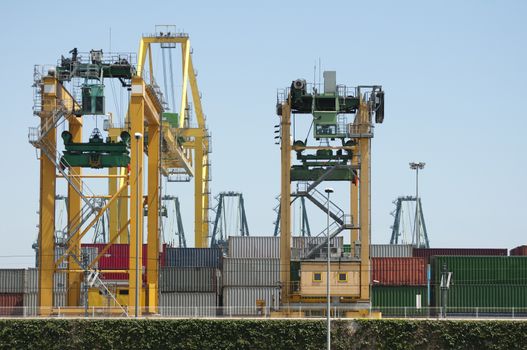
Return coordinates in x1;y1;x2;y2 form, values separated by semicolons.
0;269;25;316
371;257;428;315
510;245;527;256
431;256;527;311
223;237;280;315
160;248;223;317
22;268;68;316
413;247;508;264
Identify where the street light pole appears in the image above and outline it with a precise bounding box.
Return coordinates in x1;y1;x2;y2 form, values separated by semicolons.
409;162;425;247
134;132;143;318
324;187;334;350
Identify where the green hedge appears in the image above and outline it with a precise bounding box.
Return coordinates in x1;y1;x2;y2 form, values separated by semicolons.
0;319;526;349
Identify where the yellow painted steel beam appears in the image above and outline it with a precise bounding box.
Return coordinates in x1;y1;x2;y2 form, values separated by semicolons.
194;137;205;247
279;101;292;303
179;40;190;128
108;167;119;243
162;127;194;176
357;100;371;301
59;174;127;179
188;56;205;128
38;76;58;316
67;122;83;307
177;128;206;138
147;124;160;312
129;77;145;315
351;153;359;253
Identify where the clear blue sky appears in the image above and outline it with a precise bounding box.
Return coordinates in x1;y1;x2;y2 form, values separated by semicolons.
0;1;526;267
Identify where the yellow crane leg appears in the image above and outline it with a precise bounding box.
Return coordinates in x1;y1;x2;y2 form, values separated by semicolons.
194;137;205;247
129;77;145;315
119;167;129;243
67;122;83;306
351;154;359;254
38;77;57;316
359;138;371;300
279;102;292;303
147;123;159;312
108;167;119;241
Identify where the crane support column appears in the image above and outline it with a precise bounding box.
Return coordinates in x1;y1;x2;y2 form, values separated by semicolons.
194;138;205;247
129;77;145;315
358;102;371;300
38;76;57;315
351;152;359;255
67;121;83;306
279;101;292;303
147;123;160;312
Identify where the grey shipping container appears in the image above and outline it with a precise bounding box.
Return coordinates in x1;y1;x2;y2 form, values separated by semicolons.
24;269;68;294
228;236;280;258
223;286;280;316
159;292;217;317
223;258;280;287
292;236;344;259
160;267;220;293
0;269;25;293
165;248;223;268
370;244;413;258
35;247;99;270
23;291;67;316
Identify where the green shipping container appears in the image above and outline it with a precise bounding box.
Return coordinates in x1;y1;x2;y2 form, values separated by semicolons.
431;256;527;286
432;285;527;311
372;286;428;316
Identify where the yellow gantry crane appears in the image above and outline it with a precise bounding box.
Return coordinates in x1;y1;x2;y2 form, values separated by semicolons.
29;27;210;315
276;73;384;313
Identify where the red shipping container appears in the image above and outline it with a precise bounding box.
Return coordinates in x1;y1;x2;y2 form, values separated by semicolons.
0;293;23;316
82;243;164;281
372;257;426;286
510;245;527;256
413;248;507;263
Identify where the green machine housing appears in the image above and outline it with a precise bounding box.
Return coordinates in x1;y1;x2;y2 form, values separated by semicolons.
290;140;356;182
61;129;131;168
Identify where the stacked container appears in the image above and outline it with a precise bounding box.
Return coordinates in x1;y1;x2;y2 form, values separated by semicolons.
23;268;67;316
223;236;280;315
413;247;508;264
371;257;427;316
82;243;151;280
510;245;527;256
431;256;527;311
0;269;25;316
160;248;223;317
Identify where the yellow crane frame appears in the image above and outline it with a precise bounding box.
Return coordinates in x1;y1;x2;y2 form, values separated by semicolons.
35;31;210;316
278;96;373;305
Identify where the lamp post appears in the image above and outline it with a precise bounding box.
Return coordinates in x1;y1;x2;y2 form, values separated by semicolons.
409;162;425;247
324;187;334;350
134;132;142;317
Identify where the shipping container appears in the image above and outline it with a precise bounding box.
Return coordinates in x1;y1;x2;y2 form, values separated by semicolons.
24;269;68;294
82;243;151;280
160;267;220;293
431;256;527;287
372;258;426;286
22;291;68;316
223;286;280;316
223;258;280;287
0;269;25;293
414;248;508;264
0;293;23;316
372;286;428;316
54;247;99;270
432;284;527;310
165;248;223;268
228;236;279;258
292;236;344;260
159;292;217;317
510;245;527;256
370;244;414;258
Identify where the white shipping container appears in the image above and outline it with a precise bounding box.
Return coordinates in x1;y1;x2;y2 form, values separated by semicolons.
0;269;25;293
160;267;220;293
159;292;217;317
370;244;413;257
23;291;68;316
228;236;280;258
223;258;280;287
223;287;280;316
24;269;69;294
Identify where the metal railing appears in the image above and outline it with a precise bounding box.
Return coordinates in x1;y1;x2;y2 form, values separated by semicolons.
3;306;527;319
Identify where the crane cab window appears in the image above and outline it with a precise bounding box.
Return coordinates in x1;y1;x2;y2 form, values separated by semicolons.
313;272;322;282
338;272;348;282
